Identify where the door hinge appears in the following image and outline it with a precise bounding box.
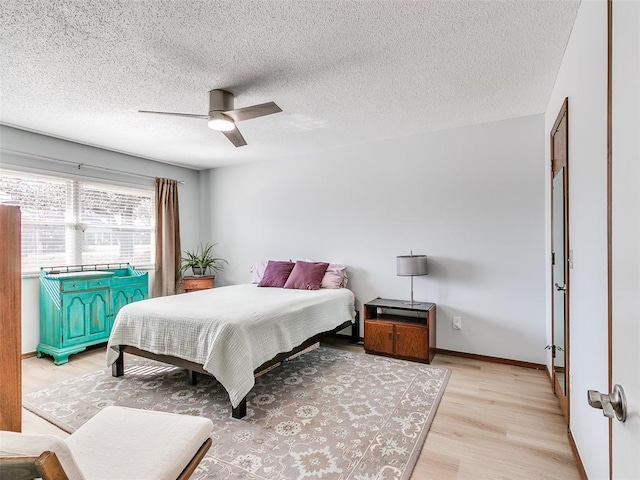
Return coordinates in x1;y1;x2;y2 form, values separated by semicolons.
551;252;556;266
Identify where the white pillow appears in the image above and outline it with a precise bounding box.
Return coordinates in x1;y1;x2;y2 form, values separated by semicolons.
249;261;268;283
321;264;348;288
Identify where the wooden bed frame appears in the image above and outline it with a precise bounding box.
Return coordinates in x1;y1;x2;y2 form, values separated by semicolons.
111;314;359;419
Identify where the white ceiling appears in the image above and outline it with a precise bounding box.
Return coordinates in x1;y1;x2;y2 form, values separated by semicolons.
0;1;579;170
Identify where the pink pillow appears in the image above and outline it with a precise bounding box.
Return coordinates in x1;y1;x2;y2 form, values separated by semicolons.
250;261;268;283
321;264;348;288
284;261;330;290
258;261;295;288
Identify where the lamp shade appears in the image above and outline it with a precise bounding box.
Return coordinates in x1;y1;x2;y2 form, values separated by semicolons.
397;255;428;276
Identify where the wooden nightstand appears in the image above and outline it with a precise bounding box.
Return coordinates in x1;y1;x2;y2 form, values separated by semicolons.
363;298;436;363
183;275;215;292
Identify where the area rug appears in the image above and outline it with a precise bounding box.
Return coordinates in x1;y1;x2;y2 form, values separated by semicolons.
23;346;450;480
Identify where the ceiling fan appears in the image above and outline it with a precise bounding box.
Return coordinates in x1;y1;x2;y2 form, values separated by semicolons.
139;89;282;147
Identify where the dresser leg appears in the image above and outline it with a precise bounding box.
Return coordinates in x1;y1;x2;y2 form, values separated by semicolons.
53;353;70;365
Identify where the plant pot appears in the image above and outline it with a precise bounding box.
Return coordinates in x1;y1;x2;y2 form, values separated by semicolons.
191;267;208;276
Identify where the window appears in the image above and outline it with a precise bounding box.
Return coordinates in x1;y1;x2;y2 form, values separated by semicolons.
0;169;155;274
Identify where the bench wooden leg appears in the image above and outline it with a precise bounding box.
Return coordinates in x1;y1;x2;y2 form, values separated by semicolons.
176;438;212;480
232;397;247;419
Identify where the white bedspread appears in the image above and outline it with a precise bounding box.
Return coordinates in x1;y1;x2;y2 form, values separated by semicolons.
106;284;355;407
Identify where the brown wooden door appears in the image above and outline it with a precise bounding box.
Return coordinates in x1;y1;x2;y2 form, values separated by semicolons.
550;98;570;425
395;324;428;360
0;205;22;431
364;321;394;355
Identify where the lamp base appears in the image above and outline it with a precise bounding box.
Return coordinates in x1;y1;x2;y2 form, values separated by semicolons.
402;301;424;307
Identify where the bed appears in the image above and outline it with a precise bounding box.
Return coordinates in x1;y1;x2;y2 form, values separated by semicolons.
106;283;357;418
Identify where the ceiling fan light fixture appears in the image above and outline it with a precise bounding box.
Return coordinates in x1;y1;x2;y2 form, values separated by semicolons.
207;114;235;131
139;89;281;147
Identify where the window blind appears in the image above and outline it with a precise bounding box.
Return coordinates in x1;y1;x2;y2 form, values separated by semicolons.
0;169;155;274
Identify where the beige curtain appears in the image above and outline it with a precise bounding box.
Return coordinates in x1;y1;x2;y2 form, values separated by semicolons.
153;178;181;297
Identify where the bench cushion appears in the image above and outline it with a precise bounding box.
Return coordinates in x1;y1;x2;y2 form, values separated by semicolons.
65;406;213;480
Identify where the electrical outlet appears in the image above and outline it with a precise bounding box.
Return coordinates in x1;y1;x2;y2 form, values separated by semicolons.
452;316;462;330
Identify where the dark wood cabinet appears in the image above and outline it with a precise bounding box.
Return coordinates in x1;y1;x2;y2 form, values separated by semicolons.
395;323;429;359
364;298;436;363
183;275;215;292
364;321;395;355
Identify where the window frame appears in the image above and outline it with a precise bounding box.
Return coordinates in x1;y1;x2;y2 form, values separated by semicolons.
0;167;156;276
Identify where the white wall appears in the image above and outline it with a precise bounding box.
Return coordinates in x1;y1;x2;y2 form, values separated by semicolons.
544;2;609;478
0;125;202;354
203;114;546;363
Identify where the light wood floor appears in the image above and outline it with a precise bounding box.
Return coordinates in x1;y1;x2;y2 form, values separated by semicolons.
22;345;580;480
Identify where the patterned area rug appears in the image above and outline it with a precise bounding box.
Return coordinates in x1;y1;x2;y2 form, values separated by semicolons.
24;346;450;480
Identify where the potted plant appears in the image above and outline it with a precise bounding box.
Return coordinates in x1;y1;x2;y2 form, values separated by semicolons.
180;243;228;277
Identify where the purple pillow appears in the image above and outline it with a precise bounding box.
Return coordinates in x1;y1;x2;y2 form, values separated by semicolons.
284;261;330;290
257;261;295;288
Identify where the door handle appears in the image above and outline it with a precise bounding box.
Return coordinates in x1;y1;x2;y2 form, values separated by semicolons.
555;283;567;292
587;384;627;422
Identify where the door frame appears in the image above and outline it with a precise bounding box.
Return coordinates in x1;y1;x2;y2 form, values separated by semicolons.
606;0;612;476
608;2;640;477
550;97;570;425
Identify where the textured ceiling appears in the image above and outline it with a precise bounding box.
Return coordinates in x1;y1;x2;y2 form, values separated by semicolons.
0;1;579;170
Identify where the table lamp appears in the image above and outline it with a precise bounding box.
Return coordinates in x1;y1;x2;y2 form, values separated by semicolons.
396;251;428;306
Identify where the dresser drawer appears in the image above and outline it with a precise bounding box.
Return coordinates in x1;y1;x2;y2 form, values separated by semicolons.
55;271;114;292
60;280;88;292
61;278;112;292
86;278;110;290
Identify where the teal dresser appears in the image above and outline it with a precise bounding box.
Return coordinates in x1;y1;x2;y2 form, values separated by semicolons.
38;264;148;365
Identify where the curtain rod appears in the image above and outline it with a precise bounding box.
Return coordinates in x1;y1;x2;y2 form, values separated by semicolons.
0;147;185;185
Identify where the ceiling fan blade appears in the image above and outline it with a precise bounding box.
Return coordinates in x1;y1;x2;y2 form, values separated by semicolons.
224;102;282;122
222;127;247;148
138;110;209;119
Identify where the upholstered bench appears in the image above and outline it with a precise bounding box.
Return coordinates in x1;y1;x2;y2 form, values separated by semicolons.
0;406;213;480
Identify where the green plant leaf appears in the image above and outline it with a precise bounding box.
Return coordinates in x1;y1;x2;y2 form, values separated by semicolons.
180;242;228;274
